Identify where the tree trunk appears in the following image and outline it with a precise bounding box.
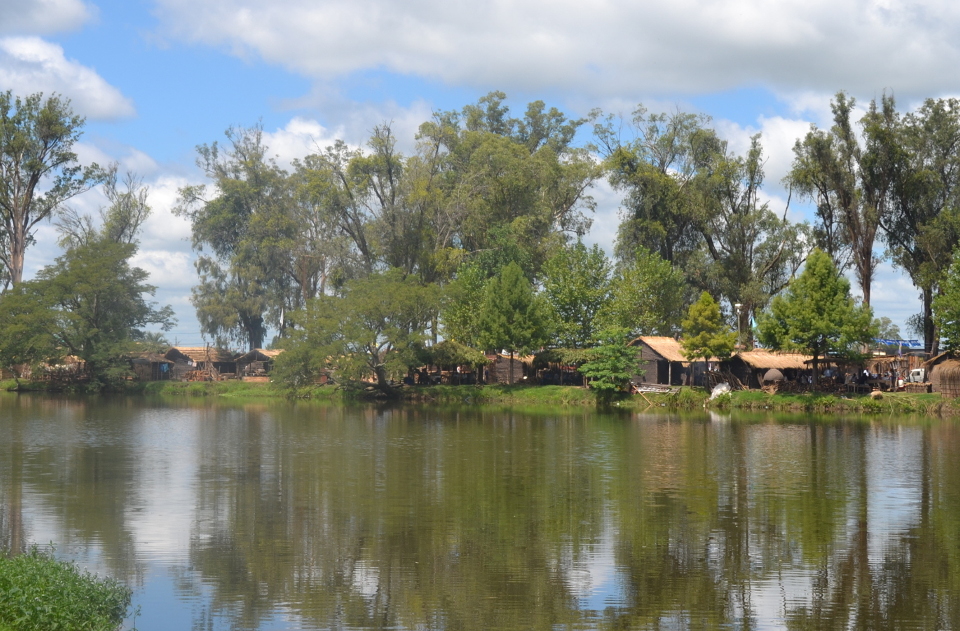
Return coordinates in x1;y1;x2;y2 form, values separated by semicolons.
812;353;819;389
509;350;514;384
923;287;934;354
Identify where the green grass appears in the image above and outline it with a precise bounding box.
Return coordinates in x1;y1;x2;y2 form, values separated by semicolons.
0;546;131;631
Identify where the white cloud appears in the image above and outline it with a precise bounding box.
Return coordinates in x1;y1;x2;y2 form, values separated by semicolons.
260;117;346;169
0;0;92;35
0;36;135;119
154;0;960;100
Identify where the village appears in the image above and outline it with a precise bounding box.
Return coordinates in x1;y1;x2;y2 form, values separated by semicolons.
34;336;953;400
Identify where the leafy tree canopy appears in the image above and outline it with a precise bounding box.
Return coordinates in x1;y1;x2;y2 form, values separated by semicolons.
578;326;638;404
756;249;876;385
275;269;439;392
540;240;611;348
0;239;174;388
597;247;688;337
933;248;960;352
681;291;736;362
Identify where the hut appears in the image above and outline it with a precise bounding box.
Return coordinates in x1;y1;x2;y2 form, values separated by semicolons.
484;353;533;384
723;350;811;389
236;349;284;379
924;352;960;395
130;353;174;381
419;341;488;385
164;346;237;380
628;336;697;386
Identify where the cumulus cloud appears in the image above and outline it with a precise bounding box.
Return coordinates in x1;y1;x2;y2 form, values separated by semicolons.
154;0;960;100
0;0;92;35
260;117;346;169
0;36;135;119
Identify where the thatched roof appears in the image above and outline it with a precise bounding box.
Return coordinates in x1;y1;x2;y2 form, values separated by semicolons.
631;336;688;363
165;346;236;363
130;352;173;364
734;350;811;370
235;348;284;363
931;358;960;375
424;341;488;367
924;351;956;370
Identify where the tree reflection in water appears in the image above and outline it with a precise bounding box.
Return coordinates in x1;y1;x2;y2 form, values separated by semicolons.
0;398;959;630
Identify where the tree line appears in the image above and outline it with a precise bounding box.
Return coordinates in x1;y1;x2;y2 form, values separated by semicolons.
0;89;959;389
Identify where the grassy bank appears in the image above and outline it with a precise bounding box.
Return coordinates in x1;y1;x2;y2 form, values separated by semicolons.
0;547;131;631
709;389;960;416
3;378;960;415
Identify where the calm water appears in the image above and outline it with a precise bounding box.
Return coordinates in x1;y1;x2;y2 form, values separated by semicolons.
1;396;959;630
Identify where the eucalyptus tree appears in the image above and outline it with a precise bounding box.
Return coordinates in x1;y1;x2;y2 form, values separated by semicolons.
696;135;808;341
0;91;103;287
57;167;151;249
787;92;895;306
418;92;601;280
879;97;960;351
175;124;295;350
594;105;721;267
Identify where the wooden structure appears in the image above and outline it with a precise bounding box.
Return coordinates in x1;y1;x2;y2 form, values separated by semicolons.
236;349;284;378
484;353;533;384
723;350;811;389
130;353;174;381
164;346;237;381
629;336;693;386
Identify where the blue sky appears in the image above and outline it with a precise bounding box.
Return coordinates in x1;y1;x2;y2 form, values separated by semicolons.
4;0;958;345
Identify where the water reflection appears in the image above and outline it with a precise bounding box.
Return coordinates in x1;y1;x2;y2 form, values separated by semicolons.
1;397;958;629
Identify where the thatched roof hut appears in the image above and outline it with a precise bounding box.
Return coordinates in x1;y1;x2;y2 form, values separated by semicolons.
723;350;811;389
130;352;173;381
930;359;960;397
924;352;960;396
628;336;691;386
236;348;284;377
485;353;534;384
164;346;237;378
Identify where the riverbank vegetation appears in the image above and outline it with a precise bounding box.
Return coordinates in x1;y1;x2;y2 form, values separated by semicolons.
6;90;960;395
0;546;131;631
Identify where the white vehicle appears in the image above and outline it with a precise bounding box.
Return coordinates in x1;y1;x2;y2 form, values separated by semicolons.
908;368;927;383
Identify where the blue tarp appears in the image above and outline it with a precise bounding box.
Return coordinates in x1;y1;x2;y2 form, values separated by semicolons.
874;339;925;350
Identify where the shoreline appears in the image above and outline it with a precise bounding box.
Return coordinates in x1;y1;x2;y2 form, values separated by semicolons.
3;379;959;416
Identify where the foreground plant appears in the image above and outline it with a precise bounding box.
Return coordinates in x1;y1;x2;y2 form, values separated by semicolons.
0;546;131;631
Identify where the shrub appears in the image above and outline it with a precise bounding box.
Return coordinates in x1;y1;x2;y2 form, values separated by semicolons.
0;546;131;631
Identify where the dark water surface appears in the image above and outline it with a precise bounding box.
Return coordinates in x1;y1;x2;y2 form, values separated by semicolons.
1;396;959;630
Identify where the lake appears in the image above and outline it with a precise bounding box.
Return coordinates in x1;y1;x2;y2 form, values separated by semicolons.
0;395;958;630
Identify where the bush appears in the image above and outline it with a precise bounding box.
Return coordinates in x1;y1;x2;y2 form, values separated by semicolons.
0;546;131;631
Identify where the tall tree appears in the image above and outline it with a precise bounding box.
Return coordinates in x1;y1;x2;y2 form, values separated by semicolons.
417;93;600;280
594;105;721;266
695;135;808;342
0;91;102;286
477;261;549;383
175;125;294;350
0;239;174;388
932;249;960;352
787;92;891;306
756;249;876;387
878;97;960;352
57;167;151;249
